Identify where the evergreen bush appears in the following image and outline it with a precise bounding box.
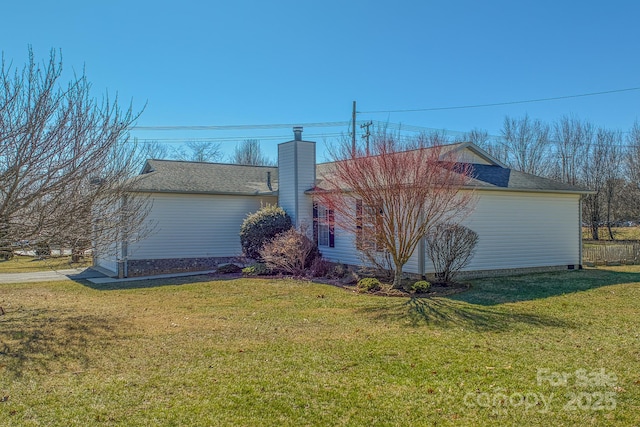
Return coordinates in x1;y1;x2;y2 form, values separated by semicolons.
240;205;292;260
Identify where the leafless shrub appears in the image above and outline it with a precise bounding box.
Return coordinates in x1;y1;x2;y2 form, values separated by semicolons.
309;257;332;278
426;223;478;284
259;228;319;276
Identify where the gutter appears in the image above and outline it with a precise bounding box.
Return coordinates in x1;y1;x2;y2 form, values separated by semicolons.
128;189;279;197
307;186;594;196
460;186;595;195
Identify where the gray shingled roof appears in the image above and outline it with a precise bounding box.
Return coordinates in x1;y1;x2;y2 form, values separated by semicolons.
314;161;590;194
130;159;278;195
465;164;591;193
131;147;589;196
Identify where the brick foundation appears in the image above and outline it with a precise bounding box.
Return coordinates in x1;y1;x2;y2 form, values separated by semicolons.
344;263;578;281
126;257;245;277
124;258;578;280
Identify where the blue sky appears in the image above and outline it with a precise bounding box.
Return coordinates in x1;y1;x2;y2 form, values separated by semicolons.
2;0;639;161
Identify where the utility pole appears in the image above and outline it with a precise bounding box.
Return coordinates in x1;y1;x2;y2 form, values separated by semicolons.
361;120;372;155
351;101;357;157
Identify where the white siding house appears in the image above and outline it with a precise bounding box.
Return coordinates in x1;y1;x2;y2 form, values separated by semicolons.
461;191;581;273
314;190;582;276
94;160;277;277
124;193;276;275
95;129;589;278
93;241;119;275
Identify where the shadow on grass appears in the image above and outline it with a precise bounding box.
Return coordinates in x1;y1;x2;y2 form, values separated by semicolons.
449;268;640;306
0;308;126;378
78;273;241;291
358;297;571;331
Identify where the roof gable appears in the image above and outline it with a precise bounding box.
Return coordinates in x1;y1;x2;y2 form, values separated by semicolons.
444;142;506;167
313;143;590;195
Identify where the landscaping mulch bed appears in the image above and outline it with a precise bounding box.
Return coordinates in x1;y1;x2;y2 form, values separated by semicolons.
313;277;471;298
209;269;471;298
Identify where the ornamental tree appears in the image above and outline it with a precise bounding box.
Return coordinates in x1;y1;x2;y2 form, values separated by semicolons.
314;131;476;288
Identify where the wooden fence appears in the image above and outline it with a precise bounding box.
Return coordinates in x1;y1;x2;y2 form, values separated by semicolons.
583;241;640;265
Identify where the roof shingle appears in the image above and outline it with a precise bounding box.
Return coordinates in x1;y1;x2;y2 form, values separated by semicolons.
130;147;590;196
130;159;278;195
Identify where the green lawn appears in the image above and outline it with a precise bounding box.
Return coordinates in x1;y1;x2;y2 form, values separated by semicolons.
583;226;640;241
0;268;638;426
0;255;91;273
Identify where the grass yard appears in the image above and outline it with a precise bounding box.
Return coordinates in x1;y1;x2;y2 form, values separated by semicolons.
0;268;639;426
582;226;640;241
0;255;91;274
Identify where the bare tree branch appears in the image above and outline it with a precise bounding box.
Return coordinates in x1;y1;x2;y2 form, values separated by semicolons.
501;114;552;176
0;47;149;257
172;141;222;162
315;130;476;288
231;139;275;166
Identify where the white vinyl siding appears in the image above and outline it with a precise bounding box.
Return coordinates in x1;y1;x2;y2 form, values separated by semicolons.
316;190;581;274
127;193;277;260
456;148;492;165
278;140;316;229
93;241;119;275
93;198;123;276
458;190;581;271
319;204;365;266
277;143;295;223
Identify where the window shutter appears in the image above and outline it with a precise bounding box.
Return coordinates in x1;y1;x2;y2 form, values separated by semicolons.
328;208;335;248
376;206;384;252
312;201;318;245
355;199;363;249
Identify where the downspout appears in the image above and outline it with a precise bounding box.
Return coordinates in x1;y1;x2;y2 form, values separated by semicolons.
92;221;98;268
121;241;129;278
578;195;584;269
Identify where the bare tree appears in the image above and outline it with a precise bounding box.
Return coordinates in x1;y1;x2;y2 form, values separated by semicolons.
603;140;623;240
454;128;509;164
414;129;451;147
139;139;171;160
582;127;622;240
173;141;222;162
231;139;275;165
551;116;593;185
622;121;640;219
501;114;552;176
0;47;148;257
454;128;490;148
625;121;640;185
315;132;476;288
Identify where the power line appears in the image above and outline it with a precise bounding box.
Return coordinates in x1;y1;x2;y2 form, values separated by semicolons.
359;87;640;114
132;121;350;131
133;132;347;143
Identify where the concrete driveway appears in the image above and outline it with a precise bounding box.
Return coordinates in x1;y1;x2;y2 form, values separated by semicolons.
0;268;107;284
